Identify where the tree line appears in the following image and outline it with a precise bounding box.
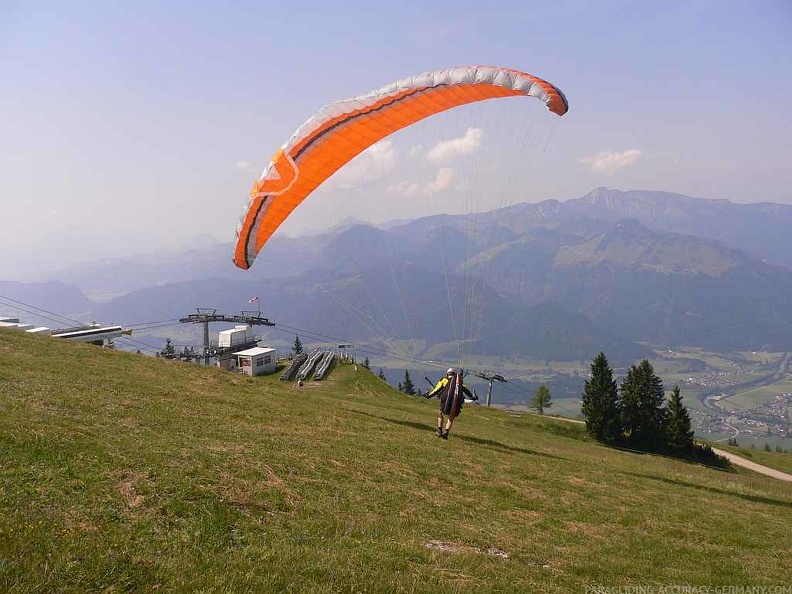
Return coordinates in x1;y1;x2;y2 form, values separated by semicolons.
581;353;726;467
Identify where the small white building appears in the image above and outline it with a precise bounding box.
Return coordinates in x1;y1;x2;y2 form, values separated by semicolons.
235;346;277;376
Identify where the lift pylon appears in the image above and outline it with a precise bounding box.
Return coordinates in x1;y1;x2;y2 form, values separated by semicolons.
179;308;275;365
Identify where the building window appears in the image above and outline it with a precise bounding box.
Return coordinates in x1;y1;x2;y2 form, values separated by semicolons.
264;355;271;364
256;357;264;366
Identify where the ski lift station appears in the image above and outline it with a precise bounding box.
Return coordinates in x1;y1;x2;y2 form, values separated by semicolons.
212;325;277;375
234;346;277;376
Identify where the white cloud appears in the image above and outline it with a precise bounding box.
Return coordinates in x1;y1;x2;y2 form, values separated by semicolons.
580;149;642;175
386;180;422;196
330;140;397;189
387;168;456;197
426;168;455;194
408;145;424;157
235;160;253;170
427;127;483;163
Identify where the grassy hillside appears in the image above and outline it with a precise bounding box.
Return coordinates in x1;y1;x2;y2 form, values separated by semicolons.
1;329;790;593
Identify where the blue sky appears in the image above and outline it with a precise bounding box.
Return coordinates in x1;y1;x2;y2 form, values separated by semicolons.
1;0;790;273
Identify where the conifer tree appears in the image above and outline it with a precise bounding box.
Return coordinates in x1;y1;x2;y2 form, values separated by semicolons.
292;335;303;355
402;370;416;395
664;385;694;450
532;383;552;414
162;338;176;359
378;368;387;381
581;352;621;441
619;359;666;449
363;357;370;369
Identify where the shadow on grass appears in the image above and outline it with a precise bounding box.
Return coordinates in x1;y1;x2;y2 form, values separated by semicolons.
454;433;564;459
606;444;733;473
621;472;792;509
347;409;563;460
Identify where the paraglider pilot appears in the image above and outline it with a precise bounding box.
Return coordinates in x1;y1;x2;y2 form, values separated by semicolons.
426;368;476;439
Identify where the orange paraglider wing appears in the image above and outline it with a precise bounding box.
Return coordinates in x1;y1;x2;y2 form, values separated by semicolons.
233;66;568;270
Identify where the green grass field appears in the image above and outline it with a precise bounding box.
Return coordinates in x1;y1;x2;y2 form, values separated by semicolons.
1;329;791;593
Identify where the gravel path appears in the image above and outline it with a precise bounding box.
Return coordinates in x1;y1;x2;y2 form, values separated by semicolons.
711;448;792;482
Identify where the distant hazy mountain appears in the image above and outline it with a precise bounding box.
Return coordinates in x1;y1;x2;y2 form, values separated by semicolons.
542;219;792;350
0;281;94;326
0;230;224;281
96;260;648;364
18;188;792;359
42;235;325;298
39;187;792;290
568;187;792;269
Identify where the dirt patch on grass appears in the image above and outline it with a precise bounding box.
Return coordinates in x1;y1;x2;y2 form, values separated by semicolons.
426;540;509;559
63;513;99;534
120;416;139;429
261;463;297;497
114;470;150;511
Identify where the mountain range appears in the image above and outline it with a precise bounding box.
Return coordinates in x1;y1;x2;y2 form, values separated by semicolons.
5;188;792;362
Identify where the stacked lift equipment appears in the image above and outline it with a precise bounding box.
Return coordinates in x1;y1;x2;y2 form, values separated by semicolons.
279;353;308;381
313;351;335;380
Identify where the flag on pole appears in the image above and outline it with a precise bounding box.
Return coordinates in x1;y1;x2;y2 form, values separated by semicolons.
248;296;259;303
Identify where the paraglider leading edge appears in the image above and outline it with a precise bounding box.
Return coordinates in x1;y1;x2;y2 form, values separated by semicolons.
232;65;568;270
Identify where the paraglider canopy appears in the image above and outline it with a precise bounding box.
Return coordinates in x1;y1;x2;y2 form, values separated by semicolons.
232;65;568;270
